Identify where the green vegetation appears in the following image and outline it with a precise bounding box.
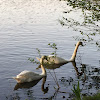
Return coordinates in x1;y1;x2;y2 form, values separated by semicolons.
28;43;57;64
48;43;58;56
82;93;100;100
72;81;100;100
59;0;100;49
28;41;100;100
72;81;81;100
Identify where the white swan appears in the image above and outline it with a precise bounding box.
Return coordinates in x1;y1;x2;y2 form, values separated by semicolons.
13;56;46;83
14;76;48;94
36;41;83;65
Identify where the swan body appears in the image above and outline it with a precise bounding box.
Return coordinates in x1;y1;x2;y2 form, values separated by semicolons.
14;75;42;90
37;55;69;65
36;41;83;65
14;76;48;93
13;56;46;83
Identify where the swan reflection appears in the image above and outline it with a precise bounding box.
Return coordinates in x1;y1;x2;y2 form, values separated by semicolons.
37;61;83;76
72;61;83;76
14;76;49;94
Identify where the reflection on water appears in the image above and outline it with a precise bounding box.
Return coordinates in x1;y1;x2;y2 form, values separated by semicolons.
14;76;49;94
36;61;100;99
59;63;100;98
37;61;83;76
61;0;100;47
0;0;100;100
72;62;83;76
14;78;42;90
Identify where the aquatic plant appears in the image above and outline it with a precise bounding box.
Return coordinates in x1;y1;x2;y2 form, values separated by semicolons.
59;0;100;49
72;80;100;100
28;43;58;64
72;81;81;100
48;43;58;56
82;93;100;100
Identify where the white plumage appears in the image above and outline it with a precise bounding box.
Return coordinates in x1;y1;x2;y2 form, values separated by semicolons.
36;41;83;65
13;56;46;83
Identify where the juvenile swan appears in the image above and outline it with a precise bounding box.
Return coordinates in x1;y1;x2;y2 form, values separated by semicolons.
36;41;83;65
13;56;46;83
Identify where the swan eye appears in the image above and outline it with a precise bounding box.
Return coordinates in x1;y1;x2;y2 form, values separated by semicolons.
44;56;48;60
80;42;83;46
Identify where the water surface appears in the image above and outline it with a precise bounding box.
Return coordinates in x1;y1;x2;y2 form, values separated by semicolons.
0;0;100;100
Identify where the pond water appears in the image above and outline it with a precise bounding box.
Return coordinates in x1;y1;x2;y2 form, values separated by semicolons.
0;0;100;100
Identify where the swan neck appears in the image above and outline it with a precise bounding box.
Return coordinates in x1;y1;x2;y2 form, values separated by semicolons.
70;42;80;61
41;65;46;76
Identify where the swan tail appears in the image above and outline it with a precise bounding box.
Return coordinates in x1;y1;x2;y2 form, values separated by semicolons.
36;57;40;61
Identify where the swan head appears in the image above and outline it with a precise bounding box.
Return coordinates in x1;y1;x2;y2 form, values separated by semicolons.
40;56;48;64
78;41;83;46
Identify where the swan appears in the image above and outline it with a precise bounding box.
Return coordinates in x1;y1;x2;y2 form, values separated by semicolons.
36;41;83;65
14;76;48;94
14;78;41;90
13;56;46;83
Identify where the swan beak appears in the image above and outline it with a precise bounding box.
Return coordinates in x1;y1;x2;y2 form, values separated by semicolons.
79;42;84;46
36;57;40;61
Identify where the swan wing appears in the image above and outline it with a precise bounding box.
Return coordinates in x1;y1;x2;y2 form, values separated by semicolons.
15;70;42;83
40;55;68;64
37;55;68;64
17;71;39;79
48;56;67;64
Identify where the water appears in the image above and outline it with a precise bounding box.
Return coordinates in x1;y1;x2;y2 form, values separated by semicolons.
0;0;100;100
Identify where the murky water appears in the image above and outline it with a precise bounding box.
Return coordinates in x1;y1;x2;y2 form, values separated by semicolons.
0;0;100;100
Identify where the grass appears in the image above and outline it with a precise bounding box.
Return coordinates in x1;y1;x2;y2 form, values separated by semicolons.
82;93;100;100
72;81;81;100
72;81;100;100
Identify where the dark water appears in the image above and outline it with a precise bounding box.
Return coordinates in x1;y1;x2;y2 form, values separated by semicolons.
0;0;100;100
